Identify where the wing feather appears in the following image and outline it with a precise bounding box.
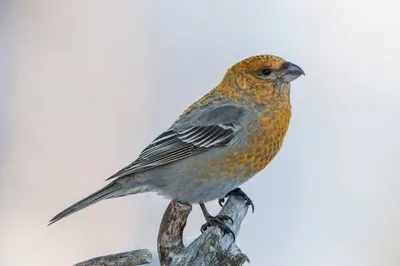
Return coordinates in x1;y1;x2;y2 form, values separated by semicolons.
106;104;244;180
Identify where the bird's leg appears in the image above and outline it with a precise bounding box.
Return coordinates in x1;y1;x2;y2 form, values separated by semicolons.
218;188;255;213
199;203;235;241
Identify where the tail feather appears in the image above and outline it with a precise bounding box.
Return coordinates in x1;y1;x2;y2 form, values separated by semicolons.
48;181;121;226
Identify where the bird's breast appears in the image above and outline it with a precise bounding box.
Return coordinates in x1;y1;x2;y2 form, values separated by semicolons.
210;102;291;178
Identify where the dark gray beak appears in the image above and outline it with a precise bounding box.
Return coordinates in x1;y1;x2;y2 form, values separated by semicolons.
280;61;305;82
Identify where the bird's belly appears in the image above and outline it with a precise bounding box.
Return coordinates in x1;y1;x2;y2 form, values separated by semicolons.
142;148;247;203
157;142;283;203
210;145;280;179
162;175;247;204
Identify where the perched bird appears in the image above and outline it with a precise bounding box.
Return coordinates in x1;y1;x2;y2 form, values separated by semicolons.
49;54;304;238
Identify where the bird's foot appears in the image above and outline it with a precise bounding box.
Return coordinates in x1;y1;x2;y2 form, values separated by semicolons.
200;214;235;241
199;203;235;241
218;188;254;213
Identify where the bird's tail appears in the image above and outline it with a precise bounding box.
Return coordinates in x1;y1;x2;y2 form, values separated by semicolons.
48;181;123;226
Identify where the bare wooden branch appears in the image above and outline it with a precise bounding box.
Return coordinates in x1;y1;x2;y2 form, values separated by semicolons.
74;194;250;266
157;201;192;266
74;249;152;266
157;195;250;266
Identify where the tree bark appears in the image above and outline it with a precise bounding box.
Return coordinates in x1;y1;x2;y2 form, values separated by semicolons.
74;249;152;266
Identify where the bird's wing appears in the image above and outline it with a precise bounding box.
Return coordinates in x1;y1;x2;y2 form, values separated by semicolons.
106;104;245;180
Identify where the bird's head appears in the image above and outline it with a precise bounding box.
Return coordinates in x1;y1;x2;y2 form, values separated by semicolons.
221;54;304;99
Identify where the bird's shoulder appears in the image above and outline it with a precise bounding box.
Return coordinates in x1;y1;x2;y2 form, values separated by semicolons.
177;89;224;120
172;89;247;131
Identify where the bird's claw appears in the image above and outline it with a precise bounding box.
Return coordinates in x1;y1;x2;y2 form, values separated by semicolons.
218;188;255;213
201;214;235;241
218;197;226;207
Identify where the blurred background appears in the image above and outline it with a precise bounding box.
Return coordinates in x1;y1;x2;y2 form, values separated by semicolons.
0;1;399;266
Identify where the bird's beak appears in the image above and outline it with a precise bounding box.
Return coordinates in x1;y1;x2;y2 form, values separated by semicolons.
280;61;305;82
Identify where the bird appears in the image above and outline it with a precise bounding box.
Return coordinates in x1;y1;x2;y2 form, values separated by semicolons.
49;54;304;239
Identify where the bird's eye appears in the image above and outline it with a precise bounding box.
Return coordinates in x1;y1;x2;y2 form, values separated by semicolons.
261;68;272;76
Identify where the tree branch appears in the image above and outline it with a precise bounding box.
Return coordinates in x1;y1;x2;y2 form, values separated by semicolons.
157;201;192;265
74;249;152;266
158;195;250;266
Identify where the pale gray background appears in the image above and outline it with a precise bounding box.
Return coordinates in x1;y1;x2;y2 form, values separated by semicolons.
1;1;399;266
